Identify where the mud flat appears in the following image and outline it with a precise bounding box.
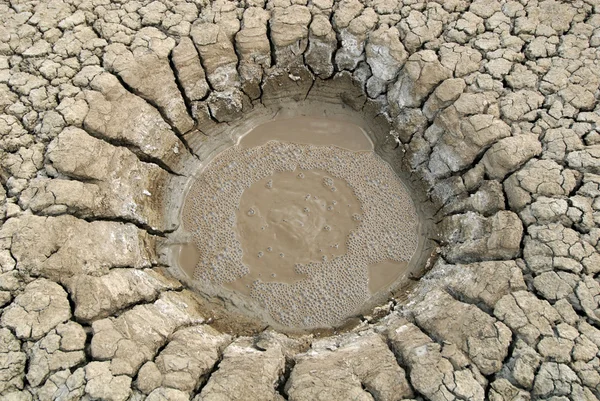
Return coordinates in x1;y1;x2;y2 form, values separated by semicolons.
4;0;595;398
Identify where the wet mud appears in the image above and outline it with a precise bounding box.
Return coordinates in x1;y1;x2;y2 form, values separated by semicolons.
175;116;424;329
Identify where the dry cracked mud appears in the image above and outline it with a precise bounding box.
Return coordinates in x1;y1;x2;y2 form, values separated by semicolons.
1;0;600;400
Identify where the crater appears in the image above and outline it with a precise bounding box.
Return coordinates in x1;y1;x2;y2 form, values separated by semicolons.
163;111;433;332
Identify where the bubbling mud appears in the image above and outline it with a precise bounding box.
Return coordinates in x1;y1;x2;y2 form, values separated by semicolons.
233;169;362;292
181;135;420;329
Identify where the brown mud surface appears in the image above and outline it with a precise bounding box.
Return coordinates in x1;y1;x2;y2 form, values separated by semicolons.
238;115;373;151
177;117;423;329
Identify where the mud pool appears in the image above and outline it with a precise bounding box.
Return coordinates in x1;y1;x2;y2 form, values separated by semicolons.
176;116;423;329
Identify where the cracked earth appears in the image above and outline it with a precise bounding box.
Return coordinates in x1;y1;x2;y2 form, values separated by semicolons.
1;0;600;400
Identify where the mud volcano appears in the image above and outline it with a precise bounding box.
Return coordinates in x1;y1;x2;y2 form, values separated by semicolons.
2;0;600;400
172;116;423;329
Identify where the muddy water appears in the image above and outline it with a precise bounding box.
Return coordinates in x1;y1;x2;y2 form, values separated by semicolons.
178;243;200;278
227;169;362;293
235;116;409;295
179;117;420;328
367;260;409;294
238;116;373;151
